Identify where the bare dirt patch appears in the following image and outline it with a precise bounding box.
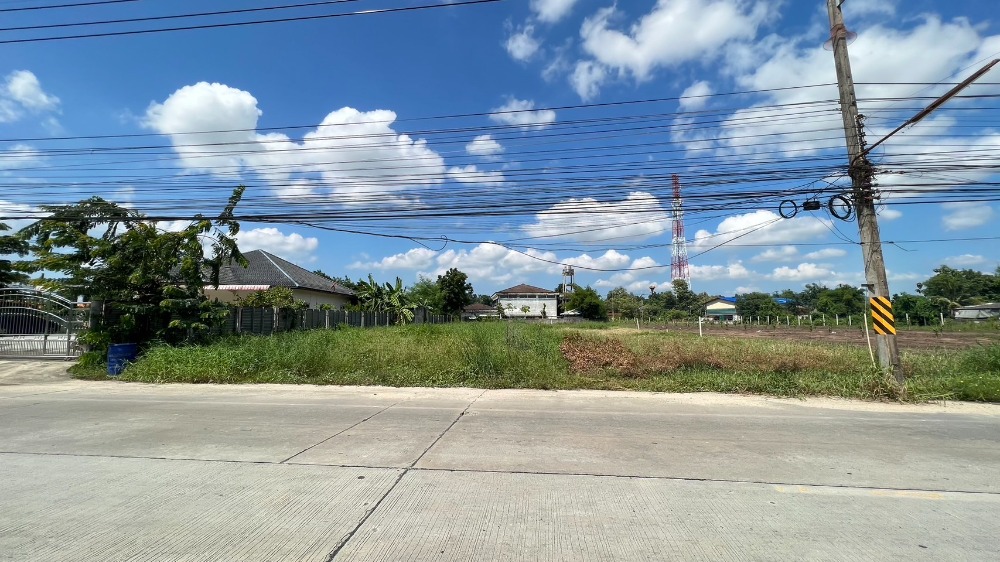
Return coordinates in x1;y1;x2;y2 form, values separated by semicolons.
647;325;1000;351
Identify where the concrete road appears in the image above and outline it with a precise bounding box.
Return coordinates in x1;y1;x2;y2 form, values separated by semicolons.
2;360;999;561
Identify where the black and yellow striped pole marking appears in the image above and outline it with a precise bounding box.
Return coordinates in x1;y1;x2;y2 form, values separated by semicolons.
870;296;896;335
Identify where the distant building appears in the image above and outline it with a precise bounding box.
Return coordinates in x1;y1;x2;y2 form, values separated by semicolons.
462;303;499;320
704;297;740;322
493;284;559;318
953;303;1000;321
204;250;355;309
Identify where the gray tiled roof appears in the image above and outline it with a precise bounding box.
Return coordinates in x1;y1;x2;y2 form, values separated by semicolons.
494;283;559;295
216;250;355;296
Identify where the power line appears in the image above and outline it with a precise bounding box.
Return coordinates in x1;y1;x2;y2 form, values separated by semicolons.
0;0;503;44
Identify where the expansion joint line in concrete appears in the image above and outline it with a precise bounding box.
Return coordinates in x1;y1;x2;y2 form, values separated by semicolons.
323;389;487;562
279;401;402;464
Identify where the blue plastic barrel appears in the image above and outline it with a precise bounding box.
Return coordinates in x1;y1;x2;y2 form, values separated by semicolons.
107;343;139;376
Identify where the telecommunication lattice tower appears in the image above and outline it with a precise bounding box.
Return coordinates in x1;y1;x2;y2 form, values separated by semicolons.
671;174;691;288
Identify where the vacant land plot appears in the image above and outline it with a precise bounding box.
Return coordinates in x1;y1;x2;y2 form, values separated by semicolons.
658;323;1000;351
71;323;1000;402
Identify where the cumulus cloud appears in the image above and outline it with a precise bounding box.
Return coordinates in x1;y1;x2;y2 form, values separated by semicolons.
0;144;44;170
802;248;847;260
570;0;769;99
879;208;902;221
506;24;541;61
1;70;60;124
531;0;580;23
144;82;447;203
693;210;830;249
710;15;997;158
349;248;438;271
447;165;505;186
489;98;557;129
771;263;832;282
0;200;40;232
522;191;671;242
690;261;751;281
563;250;632;271
570;60;608;100
679;80;714;111
942;203;995;231
944;254;986;267
465;134;504;158
751;245;798;262
237;227;319;260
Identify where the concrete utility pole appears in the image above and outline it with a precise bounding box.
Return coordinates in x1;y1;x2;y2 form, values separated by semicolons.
826;0;903;383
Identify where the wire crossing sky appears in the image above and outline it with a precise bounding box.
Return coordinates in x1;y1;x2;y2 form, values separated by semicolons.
1;0;998;294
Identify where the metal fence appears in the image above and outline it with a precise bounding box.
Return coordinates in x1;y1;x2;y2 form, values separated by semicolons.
0;287;89;359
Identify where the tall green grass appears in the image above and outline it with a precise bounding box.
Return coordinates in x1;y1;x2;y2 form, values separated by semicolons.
70;323;1000;402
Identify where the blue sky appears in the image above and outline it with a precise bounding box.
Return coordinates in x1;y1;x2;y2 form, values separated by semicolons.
1;0;998;297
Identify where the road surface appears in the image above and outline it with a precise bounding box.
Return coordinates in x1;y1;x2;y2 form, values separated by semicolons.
2;360;998;561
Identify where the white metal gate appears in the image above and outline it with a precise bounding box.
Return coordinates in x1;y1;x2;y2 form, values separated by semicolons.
0;287;88;359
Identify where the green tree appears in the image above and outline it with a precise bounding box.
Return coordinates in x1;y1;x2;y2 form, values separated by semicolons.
18;188;246;347
566;285;607;320
921;265;997;304
233;287;304;309
437;268;473;315
0;221;29;287
670;279;700;317
815;284;864;316
406;275;444;312
735;292;785;318
797;283;828;312
606;287;641;318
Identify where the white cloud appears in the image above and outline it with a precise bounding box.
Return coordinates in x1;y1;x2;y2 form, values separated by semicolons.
570;60;609;100
943;254;986;267
447;165;505;186
942;203;995;231
0;200;40;232
679;80;713;111
771;263;832;282
563;250;632;271
843;0;896;18
489;98;557;129
237;227;319;260
531;0;580;23
879;208;902;221
0;70;60;123
693;210;830;249
465;134;504;158
577;0;769;84
4;70;59;112
349;247;438;271
751;245;798;262
691;261;751;281
0;144;44;170
506;24;541;61
144;82;447;203
523;191;671;242
803;248;847;260
713;16;995;157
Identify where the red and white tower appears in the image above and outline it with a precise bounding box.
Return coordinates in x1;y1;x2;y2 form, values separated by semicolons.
670;174;691;287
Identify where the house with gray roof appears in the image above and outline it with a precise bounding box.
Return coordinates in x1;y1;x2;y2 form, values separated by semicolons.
493;284;559;318
204;250;355;309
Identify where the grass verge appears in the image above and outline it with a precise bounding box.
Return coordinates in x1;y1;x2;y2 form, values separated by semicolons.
69;323;1000;402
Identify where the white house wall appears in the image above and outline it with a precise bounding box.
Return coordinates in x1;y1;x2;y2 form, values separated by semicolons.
498;296;558;318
